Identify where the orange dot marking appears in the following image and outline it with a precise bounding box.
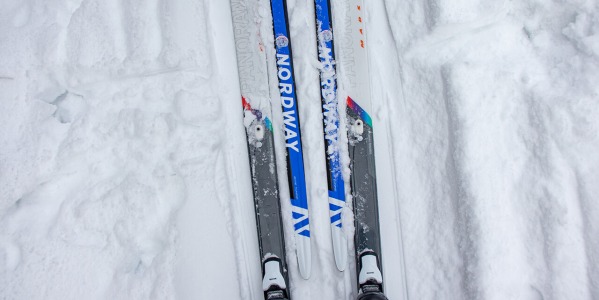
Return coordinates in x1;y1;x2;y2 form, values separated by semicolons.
360;40;365;48
357;5;361;10
359;29;363;34
358;17;362;23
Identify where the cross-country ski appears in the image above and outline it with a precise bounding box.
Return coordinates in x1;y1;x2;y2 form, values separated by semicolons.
230;0;291;298
341;1;389;298
313;0;348;273
271;0;313;281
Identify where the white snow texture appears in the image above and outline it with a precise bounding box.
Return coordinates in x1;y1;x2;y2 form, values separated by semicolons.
1;0;598;299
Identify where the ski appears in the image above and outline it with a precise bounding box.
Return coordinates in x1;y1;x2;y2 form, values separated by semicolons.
313;0;388;298
313;0;348;272
271;0;312;280
342;1;389;299
230;0;290;298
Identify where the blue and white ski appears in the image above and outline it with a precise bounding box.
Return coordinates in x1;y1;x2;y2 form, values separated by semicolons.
271;0;312;280
313;0;348;272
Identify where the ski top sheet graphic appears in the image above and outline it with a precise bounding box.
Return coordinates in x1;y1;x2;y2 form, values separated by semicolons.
313;0;348;272
271;0;312;280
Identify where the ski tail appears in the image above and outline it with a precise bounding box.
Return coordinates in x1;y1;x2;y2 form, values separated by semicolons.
271;0;312;279
313;0;348;271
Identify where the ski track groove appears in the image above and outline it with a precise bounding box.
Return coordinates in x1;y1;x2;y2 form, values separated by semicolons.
440;66;480;300
205;1;258;298
423;0;440;32
525;91;592;299
528;96;556;300
524;94;559;299
381;84;411;300
378;3;422;299
382;1;432;298
383;0;467;298
374;1;410;299
575;171;599;299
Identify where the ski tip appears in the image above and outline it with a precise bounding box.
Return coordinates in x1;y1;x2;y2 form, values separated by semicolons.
297;251;311;279
331;225;347;271
335;256;347;272
299;264;311;280
296;235;312;279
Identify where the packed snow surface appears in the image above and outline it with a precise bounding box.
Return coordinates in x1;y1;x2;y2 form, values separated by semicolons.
1;0;598;299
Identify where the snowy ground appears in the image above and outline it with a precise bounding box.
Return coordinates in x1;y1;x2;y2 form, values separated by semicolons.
1;0;598;299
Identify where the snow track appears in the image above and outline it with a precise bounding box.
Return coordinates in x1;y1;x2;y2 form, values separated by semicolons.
365;1;410;299
384;0;599;299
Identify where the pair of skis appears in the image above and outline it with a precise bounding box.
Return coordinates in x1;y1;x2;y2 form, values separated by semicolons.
230;0;387;299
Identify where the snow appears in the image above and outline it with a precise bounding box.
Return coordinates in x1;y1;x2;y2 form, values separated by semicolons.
1;0;598;299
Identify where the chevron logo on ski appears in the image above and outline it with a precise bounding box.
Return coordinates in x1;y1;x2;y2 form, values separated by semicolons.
292;207;310;237
329;196;345;228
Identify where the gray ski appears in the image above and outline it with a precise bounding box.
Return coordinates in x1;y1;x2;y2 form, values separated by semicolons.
342;1;389;299
231;0;290;299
